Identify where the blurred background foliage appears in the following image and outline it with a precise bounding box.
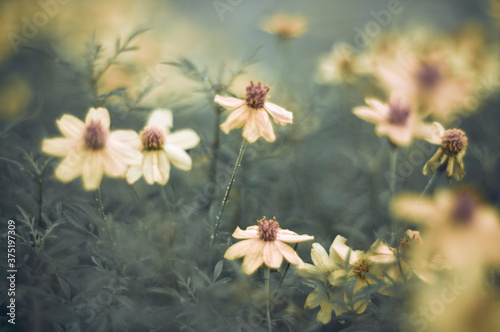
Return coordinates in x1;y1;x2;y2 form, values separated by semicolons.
1;0;499;331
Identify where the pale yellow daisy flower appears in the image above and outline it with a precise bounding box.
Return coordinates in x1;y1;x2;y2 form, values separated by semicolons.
42;107;142;190
126;109;200;185
353;94;431;146
224;216;314;275
214;81;293;143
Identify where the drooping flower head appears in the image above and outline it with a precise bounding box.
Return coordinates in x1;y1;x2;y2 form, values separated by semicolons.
42;107;142;190
423;122;468;182
214;81;293;143
224;216;314;275
127;109;200;185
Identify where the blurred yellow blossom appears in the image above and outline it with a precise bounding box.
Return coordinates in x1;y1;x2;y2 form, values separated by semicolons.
261;14;307;39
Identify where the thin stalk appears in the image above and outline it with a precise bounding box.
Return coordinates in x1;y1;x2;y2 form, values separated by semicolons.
210;140;248;249
278;243;299;288
419;170;439;199
207;107;222;208
388;143;398;195
264;267;272;332
95;187;107;222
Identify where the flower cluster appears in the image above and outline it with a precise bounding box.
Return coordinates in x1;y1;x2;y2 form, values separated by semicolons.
42;107;200;190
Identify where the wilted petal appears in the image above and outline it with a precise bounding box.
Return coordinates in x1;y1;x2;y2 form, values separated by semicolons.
164;144;192;171
167;129;200;150
42;137;77;156
86;107;110;129
424;122;445;145
220;106;250;134
214;95;245;110
264;102;293;125
56;114;85;138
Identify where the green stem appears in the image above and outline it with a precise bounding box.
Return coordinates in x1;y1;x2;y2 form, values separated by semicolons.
95;187;107;222
210;140;248;249
419;170;440;199
389;142;398;195
264;267;272;332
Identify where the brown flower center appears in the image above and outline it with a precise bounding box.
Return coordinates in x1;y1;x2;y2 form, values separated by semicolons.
83;120;108;151
141;127;165;150
441;129;468;156
451;192;477;225
353;259;370;279
417;62;442;90
387;100;411;126
245;81;270;109
258;216;279;242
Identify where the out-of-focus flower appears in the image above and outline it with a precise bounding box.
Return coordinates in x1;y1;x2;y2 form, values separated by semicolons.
304;287;336;324
317;43;360;84
214;81;293;143
261;14;307;39
352;94;432;146
42;107;142;190
126;109;199;185
224;216;314;275
0;74;32;120
391;189;500;268
422;122;467;182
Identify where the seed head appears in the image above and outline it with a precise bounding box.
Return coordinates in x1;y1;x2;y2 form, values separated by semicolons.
451;191;477;225
141;127;165;150
245;81;270;109
353;259;370;279
441;129;467;156
84;120;108;151
258;216;279;242
417;62;442;90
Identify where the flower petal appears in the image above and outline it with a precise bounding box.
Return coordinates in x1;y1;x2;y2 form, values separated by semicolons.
42;138;77;157
278;229;314;243
55;150;84;182
317;301;334;324
156;150;171;185
330;235;358;264
242;252;265;275
214;95;245;110
304;288;323;309
220;106;250;134
82;152;104;190
126;165;143;184
275;241;305;268
56;114;85;138
166;129;200;150
365;98;388;117
142;151;155;184
376;123;412;146
224;238;261;260
255;108;276;142
107;130;142;167
263;102;293;125
390;193;437;225
263;242;283;268
242;110;261;143
311;243;330;270
164;144;192;171
352;106;384;124
424;122;445;145
86;107;110;129
232;226;259;239
147;109;173;130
